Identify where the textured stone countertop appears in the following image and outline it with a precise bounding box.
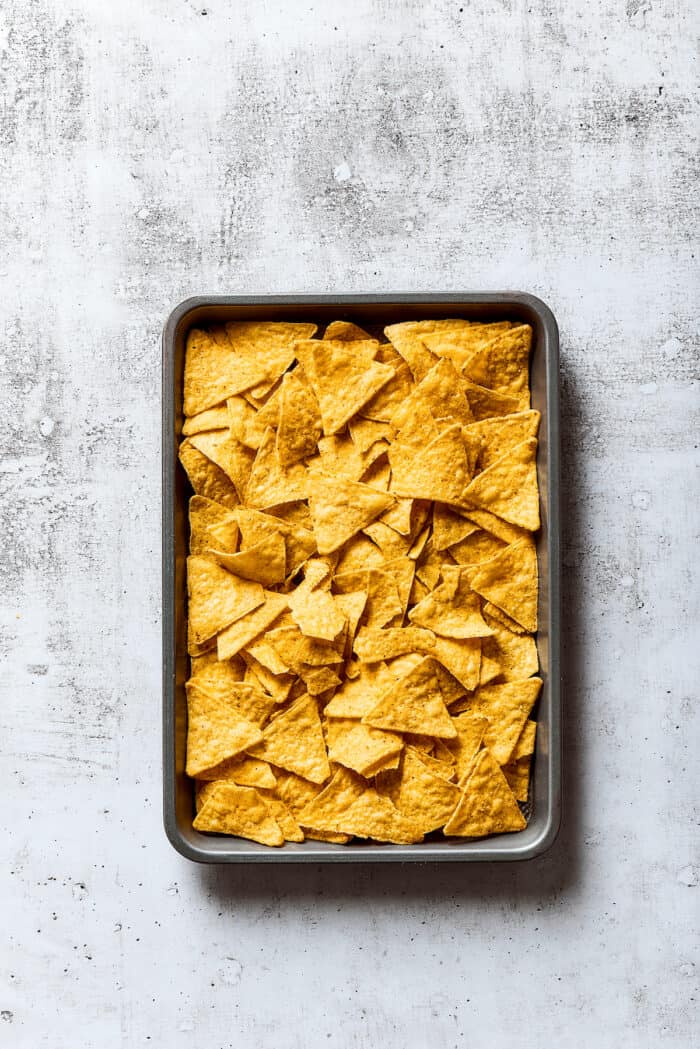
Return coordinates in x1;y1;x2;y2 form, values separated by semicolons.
1;2;697;1047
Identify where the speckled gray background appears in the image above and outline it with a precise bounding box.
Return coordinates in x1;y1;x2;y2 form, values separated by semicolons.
1;1;698;1046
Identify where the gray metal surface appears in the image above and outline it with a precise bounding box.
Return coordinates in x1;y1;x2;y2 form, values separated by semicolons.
162;293;560;861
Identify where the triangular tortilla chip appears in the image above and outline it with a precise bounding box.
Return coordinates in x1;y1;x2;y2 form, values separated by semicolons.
326;718;403;777
502;754;532;802
480;621;539;682
295;340;394;435
336;788;424;843
211;532;286;587
469;537;538;632
297;766;366;831
511;719;537;760
420;322;514;368
259;794;305;841
446;713;489;780
182;405;229;436
240;385;283;449
363;657;456;738
449;529;506;566
193;782;284;846
189;496;240;555
227;395;258;444
384;319;470;381
363;520;412;560
196;756;277;789
276;369;322;466
360;360;414;423
482;601;529;635
217;591;288;660
380;747;461;833
408;565;492;639
389;424;470;504
314;433;368;481
467;409;541;471
289;583;346;642
362;569;403;629
189;431;255;502
462;379;521;421
353;625;435;663
245;427;309;508
378;497;413;536
248;694;331;783
348;417;394;454
186;684;263;777
308;473;394;554
392;357;474;430
444;749;526;836
462;324;533;410
323;669;380;718
273;769;323;815
323;320;376;342
179;438;239;509
464;678;542;764
186;678;275;730
187;556;265;644
462;438;540;530
432;504;480;551
430;635;481;691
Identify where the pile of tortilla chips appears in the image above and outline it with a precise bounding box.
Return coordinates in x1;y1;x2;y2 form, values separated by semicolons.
179;317;542;847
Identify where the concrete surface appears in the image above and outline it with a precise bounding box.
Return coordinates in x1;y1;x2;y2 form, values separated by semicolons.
1;1;698;1046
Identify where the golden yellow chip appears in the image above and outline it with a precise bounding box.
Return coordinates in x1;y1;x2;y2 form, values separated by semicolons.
462;324;533;410
444;749;526;836
446;713;489;780
419;322;514;367
189;496;239;555
408;565;492;639
511;719;537;760
187;678;275;730
211;532;286;587
502;754;531;802
482;601;529;635
392;357;474;431
389;423;470;505
464;678;542;765
186;683;263;778
308;473;394;555
360;360;414;423
276;369;322;466
299;666;342;695
380;747;461;833
432;505;480;551
187;556;265;645
348;417;393;455
462;379;521;421
297;766;366;832
363;657;456;738
335;788;424;843
249;694;331;784
468;410;540;471
197;756;277;789
182;405;229;436
189;431;255;503
216;590;288;660
179;438;239;509
480;620;539;682
462;438;539;531
227;395;258;444
469;537;538;632
384;319;470;381
323;320;376;342
245;427;309;508
259;794;305;841
326;718;403;777
295;340;394;435
193;782;284;846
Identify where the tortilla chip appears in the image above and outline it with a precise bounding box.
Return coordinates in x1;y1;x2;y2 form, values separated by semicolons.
289;583;346;642
363;657;456;738
249;695;331;784
354;625;433;662
432;505;480;551
408;565;492;639
511;719;537;760
326;718;403;777
389;424;470;504
258;794;305;842
360;360;414;423
468;410;541;471
445;713;488;780
179;438;239;509
186;684;263;778
308;473;394;555
502;754;532;802
469;537;538;632
197;756;277;789
186;678;276;730
480;621;539;682
392;358;473;430
276;369;323;466
189;431;255;503
299;666;342;696
449;529;506;566
211;531;286;587
384;319;470;381
348;417;394;455
420;322;514;367
295;340;394;435
189;496;239;555
323;320;376;342
462;379;521;421
187;556;265;644
462;438;539;530
193;782;284;846
462;324;533;410
245;427;309;508
463;678;542;764
272;769;323;815
444;749;526;836
217;591;288;660
227;395;258;444
380;747;461;833
378;497;413;536
182;405;229;436
335;788;424;843
482;601;529;635
297;766;366;831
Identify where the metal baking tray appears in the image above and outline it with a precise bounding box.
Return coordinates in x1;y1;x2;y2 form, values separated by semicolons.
162;294;561;862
